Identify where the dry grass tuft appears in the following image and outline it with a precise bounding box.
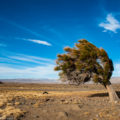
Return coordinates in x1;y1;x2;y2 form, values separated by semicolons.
0;106;26;120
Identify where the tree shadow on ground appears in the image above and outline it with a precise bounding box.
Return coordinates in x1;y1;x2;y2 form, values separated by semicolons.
89;91;120;98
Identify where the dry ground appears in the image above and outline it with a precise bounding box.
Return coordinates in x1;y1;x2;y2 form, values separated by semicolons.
0;83;120;120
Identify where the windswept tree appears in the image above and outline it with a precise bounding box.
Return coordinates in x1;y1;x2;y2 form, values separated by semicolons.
54;39;119;103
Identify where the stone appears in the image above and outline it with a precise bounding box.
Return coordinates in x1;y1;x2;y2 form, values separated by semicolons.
43;91;48;94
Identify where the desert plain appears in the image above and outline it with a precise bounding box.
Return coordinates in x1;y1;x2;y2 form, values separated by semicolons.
0;82;120;120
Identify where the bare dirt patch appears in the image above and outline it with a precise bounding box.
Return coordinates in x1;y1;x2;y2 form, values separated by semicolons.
0;83;120;120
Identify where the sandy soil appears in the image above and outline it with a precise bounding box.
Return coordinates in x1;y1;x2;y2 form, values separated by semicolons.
0;83;120;120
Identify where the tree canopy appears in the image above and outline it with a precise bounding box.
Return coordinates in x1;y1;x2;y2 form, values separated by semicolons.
54;39;114;86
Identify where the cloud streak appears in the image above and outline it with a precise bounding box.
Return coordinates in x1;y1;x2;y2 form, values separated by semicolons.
0;18;50;39
9;54;54;65
0;18;63;47
99;14;120;33
25;39;52;46
0;64;58;79
0;53;57;79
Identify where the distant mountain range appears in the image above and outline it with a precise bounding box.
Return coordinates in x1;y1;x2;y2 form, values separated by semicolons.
0;78;60;83
0;77;120;83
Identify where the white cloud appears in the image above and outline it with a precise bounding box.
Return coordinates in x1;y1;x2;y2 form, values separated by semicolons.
0;53;58;79
99;14;120;33
113;63;120;76
0;51;54;65
25;55;54;63
25;39;51;46
0;64;58;79
9;56;45;64
8;54;54;65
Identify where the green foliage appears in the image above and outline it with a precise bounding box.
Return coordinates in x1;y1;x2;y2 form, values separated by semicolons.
64;47;72;52
93;74;99;83
54;39;114;85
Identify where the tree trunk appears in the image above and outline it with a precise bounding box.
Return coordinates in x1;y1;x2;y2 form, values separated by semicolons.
106;81;119;103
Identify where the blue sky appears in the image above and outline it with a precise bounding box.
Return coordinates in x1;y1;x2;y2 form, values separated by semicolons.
0;0;120;79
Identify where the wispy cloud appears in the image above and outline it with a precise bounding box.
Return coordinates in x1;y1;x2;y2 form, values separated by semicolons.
0;64;58;79
0;18;50;40
0;53;57;79
9;56;45;64
20;55;54;63
0;50;55;65
99;14;120;33
0;18;62;47
9;54;54;65
24;39;52;46
0;43;6;47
